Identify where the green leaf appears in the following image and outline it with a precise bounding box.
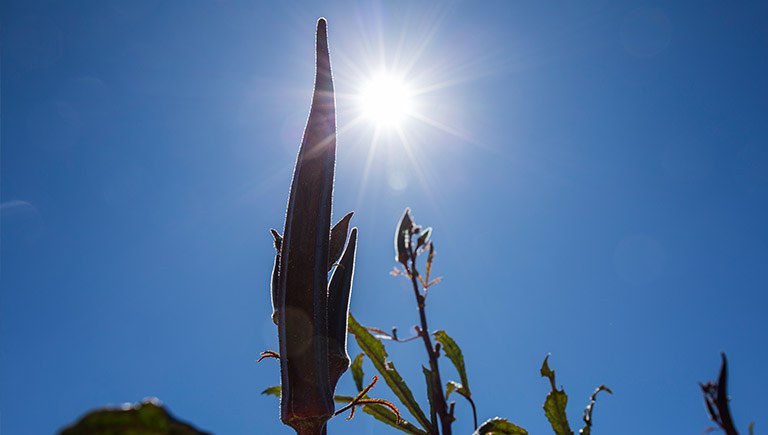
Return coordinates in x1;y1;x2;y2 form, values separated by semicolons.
351;353;365;392
261;385;282;397
540;356;573;435
433;330;471;398
446;380;459;399
579;385;612;435
473;417;528;435
445;380;470;400
265;389;427;435
540;355;555;384
348;313;433;432
334;395;428;435
749;422;755;435
544;392;572;435
59;399;210;435
395;208;414;267
422;366;439;431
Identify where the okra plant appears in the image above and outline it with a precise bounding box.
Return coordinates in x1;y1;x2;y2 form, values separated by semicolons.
58;16;754;435
261;19;614;435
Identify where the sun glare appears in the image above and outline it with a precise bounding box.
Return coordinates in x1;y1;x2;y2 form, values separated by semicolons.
358;75;414;127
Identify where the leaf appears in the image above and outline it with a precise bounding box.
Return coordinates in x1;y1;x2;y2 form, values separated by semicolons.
351;353;365;392
473;417;528;435
261;385;282;397
416;227;432;250
579;385;612;435
395;208;414;267
59;398;210;435
433;330;471;398
348;313;433;432
716;353;738;434
446;380;459;399
445;380;470;400
425;242;435;281
265;388;427;435
334;395;428;435
540;356;573;435
749;422;754;435
422;366;439;431
700;353;739;435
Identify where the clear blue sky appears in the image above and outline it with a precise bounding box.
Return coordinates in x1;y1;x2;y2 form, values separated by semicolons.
2;1;767;434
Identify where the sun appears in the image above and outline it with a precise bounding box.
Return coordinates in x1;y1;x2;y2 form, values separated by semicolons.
357;74;415;127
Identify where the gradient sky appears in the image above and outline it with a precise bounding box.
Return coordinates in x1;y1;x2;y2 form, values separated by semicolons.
2;1;767;434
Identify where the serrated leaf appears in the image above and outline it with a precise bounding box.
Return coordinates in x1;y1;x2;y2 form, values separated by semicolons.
540;355;555;383
261;385;282;397
395;208;414;267
544;391;572;435
348;313;433;432
434;330;471;398
473;417;528;435
351;353;365;392
579;385;612;435
59;399;210;435
540;356;573;435
334;395;428;435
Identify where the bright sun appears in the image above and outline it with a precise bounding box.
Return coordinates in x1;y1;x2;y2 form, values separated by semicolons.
358;74;414;127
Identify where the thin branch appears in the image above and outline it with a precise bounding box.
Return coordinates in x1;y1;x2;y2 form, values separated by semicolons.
407;247;452;435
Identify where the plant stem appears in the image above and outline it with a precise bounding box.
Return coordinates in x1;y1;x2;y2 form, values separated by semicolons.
408;255;452;435
295;422;327;435
467;396;478;430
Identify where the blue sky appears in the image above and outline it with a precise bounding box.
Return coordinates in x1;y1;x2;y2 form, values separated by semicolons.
2;1;767;434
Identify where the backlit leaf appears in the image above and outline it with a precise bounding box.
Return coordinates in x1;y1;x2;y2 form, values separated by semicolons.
540;356;573;435
422;366;439;431
348;313;433;432
416;227;432;250
59;399;210;435
395;209;414;267
434;330;471;398
473;417;528;435
334;395;428;435
351;353;365;392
